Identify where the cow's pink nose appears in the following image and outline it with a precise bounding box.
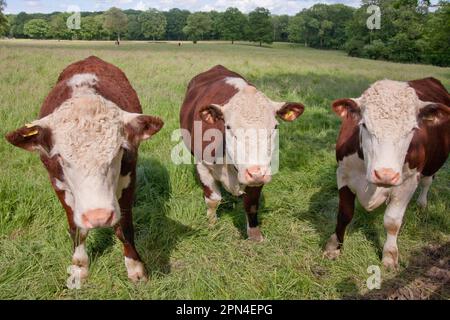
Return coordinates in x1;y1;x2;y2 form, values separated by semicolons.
81;209;114;229
245;166;271;185
373;168;401;186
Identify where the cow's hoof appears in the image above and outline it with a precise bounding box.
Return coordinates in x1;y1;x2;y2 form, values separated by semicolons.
66;265;88;289
247;227;264;242
207;214;218;226
417;198;427;209
323;233;341;260
125;258;148;283
129;271;148;283
382;249;399;270
323;249;341;260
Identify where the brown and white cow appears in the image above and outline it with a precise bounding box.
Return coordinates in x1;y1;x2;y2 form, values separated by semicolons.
180;65;305;241
5;56;164;286
324;77;450;269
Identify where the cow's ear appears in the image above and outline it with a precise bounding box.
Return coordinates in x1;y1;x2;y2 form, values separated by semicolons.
332;99;361;119
418;103;450;126
124;113;164;143
276;102;305;122
199;104;224;124
5;125;52;153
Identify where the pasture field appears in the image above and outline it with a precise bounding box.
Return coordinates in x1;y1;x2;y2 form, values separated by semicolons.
0;40;449;299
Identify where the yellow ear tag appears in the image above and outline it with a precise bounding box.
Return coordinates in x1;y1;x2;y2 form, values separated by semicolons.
423;116;434;121
285;111;295;120
22;124;38;137
22;129;39;137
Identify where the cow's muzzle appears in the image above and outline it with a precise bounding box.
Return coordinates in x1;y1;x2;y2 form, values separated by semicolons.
245;166;272;186
372;168;401;187
81;209;115;229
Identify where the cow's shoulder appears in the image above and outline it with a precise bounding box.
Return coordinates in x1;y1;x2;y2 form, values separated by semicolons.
180;66;246;156
181;66;244;124
187;65;246;92
408;77;450;106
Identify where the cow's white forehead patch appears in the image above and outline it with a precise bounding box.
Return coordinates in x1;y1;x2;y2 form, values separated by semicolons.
361;80;420;139
41;94;125;172
68;73;98;89
224;82;276;128
68;73;98;97
225;77;248;91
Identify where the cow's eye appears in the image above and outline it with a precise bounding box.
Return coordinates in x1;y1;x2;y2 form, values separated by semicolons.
226;125;231;130
361;123;367;129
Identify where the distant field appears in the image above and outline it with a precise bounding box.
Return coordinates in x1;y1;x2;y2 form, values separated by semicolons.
0;40;448;299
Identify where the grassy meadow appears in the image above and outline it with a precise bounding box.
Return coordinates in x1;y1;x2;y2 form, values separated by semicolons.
0;40;449;299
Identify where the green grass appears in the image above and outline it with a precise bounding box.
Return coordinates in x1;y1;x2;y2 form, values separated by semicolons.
0;40;449;300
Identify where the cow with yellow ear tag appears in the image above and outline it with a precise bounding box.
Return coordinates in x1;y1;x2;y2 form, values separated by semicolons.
5;56;164;287
180;65;305;242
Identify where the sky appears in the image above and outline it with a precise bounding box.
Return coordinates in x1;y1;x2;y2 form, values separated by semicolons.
4;0;366;15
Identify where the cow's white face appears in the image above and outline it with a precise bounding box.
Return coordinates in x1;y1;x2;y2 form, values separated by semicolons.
6;94;163;230
333;80;427;187
200;78;304;186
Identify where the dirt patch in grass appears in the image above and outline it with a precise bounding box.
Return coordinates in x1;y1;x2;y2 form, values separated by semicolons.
360;243;450;300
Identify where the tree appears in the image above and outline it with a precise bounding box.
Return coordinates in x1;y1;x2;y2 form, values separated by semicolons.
220;7;246;44
24;19;50;39
139;9;167;41
126;15;142;40
0;0;8;36
103;7;128;44
288;14;306;45
49;13;72;40
165;8;190;40
80;15;106;40
183;12;212;44
422;1;450;66
289;4;353;48
272;15;289;42
344;0;431;63
8;12;28;38
207;10;222;40
247;7;273;46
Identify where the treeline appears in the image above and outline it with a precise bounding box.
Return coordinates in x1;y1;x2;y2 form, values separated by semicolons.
1;7;277;45
0;1;448;66
343;0;449;66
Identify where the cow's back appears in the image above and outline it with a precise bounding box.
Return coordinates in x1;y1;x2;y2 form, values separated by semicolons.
40;56;142;118
408;77;450;106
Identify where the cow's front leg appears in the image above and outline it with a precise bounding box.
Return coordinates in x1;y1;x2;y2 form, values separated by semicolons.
243;186;264;242
382;178;418;270
67;228;89;289
116;173;147;283
115;216;147;282
197;163;222;225
417;175;433;209
324;186;356;259
54;187;89;289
